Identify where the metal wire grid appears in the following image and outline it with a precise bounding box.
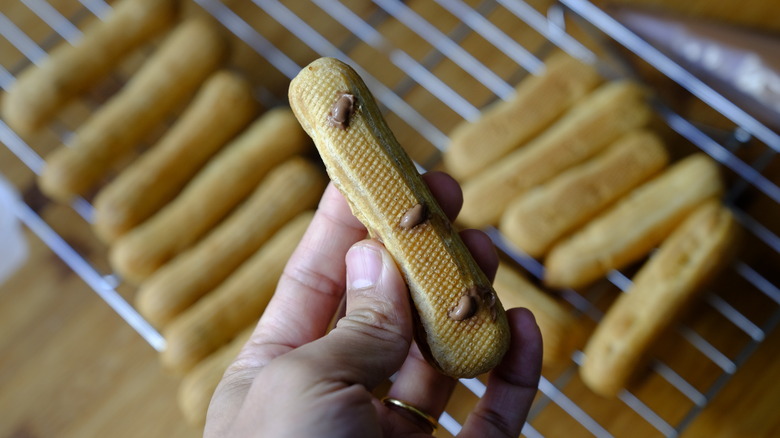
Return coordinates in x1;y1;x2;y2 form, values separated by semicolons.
0;0;166;350
1;0;779;437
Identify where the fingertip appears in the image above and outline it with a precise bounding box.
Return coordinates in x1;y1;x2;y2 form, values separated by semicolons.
343;239;412;336
509;306;539;329
507;307;542;353
423;171;463;221
459;310;542;437
459;228;499;282
500;307;543;387
345;241;384;291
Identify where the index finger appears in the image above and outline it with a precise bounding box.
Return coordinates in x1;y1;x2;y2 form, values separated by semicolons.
206;183;364;434
459;308;543;438
246;182;366;366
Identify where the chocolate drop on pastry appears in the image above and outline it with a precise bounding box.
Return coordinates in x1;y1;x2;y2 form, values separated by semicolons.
328;93;356;130
400;203;426;229
447;286;499;322
449;294;477;321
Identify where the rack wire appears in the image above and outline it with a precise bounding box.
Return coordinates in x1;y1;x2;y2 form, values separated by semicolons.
1;0;779;436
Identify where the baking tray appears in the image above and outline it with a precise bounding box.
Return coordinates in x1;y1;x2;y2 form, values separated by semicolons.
1;0;779;436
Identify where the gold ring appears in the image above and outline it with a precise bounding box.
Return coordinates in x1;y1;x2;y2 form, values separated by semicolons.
381;397;438;432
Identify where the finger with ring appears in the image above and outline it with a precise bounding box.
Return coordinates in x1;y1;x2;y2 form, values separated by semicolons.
381;397;438;433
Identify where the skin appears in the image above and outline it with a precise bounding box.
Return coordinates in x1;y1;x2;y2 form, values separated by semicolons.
205;171;543;437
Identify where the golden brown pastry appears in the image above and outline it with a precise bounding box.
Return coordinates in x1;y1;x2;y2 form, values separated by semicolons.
544;153;723;289
289;57;509;378
136;157;326;328
500;129;668;258
109;108;310;284
458;80;652;228
493;262;584;366
2;0;178;135
580;201;739;396
444;52;601;180
162;211;313;374
93;70;259;242
178;326;253;427
38;19;227;202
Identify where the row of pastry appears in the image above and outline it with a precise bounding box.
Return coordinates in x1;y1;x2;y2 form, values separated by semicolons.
443;53;739;396
3;2;326;428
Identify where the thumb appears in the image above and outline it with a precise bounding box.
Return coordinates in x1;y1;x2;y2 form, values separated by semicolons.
311;239;413;389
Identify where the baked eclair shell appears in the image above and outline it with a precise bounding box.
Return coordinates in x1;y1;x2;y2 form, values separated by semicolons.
289;57;510;378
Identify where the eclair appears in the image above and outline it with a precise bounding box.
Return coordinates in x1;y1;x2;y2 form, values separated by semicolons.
580;201;739;396
545;153;723;289
500;129;668;257
458;80;652;228
444;52;601;180
289;57;510;378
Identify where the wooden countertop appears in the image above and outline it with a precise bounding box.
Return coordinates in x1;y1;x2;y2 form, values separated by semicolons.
2;1;779;437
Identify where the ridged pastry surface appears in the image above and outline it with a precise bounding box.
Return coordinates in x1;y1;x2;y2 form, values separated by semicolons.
289;57;509;378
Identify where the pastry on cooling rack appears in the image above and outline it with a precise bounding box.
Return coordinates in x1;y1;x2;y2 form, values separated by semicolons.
494;262;584;366
92;70;259;243
544;153;724;290
136;157;326;328
178;326;254;427
500;129;668;258
162;212;313;375
580;200;739;396
38;18;226;202
458;80;651;228
109;108;309;284
2;0;178;135
444;52;601;180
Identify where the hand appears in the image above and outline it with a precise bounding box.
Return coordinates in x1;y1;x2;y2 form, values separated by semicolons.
204;172;542;437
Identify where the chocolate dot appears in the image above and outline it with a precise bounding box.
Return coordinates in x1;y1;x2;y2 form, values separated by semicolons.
449;295;477;321
400;203;426;229
328;93;355;130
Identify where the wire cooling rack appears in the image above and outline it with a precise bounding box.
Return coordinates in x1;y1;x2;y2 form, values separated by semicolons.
1;1;779;437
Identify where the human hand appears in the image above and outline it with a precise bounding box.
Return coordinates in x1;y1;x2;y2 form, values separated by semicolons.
204;171;542;437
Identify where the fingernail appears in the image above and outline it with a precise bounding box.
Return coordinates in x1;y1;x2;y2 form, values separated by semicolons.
346;243;382;290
